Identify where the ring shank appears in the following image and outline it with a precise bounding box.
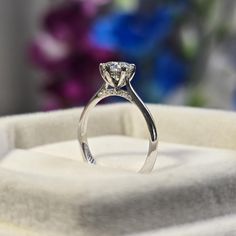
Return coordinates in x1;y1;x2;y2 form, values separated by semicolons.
78;81;158;173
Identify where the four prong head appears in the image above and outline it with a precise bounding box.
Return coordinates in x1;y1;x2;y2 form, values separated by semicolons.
99;62;136;88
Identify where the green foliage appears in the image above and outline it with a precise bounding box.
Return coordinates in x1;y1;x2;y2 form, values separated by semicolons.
187;89;207;107
194;0;216;18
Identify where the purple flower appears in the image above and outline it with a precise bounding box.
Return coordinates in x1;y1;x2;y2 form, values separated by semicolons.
29;0;118;109
62;79;92;104
43;2;91;47
29;32;69;72
39;47;117;108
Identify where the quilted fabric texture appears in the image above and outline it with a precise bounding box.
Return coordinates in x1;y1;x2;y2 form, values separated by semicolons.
0;104;236;236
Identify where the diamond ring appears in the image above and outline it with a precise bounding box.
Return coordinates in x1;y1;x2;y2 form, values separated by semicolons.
78;62;158;173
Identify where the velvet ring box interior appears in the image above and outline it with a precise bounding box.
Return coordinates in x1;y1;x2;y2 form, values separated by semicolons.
0;103;236;236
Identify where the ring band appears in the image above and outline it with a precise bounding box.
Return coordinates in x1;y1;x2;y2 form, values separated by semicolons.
78;62;158;173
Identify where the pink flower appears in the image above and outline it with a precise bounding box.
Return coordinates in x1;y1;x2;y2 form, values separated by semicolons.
29;33;68;72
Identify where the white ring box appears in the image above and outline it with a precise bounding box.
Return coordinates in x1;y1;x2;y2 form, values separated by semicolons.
0;104;236;236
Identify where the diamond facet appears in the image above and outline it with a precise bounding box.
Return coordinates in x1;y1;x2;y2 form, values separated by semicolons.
99;61;135;88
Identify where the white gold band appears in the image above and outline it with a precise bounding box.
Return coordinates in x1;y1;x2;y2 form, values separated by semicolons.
78;62;158;173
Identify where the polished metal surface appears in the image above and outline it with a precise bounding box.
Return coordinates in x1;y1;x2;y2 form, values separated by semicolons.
78;62;158;173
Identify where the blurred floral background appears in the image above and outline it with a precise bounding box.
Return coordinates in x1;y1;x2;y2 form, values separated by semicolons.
0;0;236;115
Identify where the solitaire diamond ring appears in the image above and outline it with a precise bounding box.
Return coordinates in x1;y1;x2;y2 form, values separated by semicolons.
78;62;158;173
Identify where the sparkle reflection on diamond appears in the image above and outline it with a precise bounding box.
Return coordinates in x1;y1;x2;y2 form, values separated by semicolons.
100;61;135;88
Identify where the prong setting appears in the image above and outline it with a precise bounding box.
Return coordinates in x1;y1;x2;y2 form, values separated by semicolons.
99;61;136;88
